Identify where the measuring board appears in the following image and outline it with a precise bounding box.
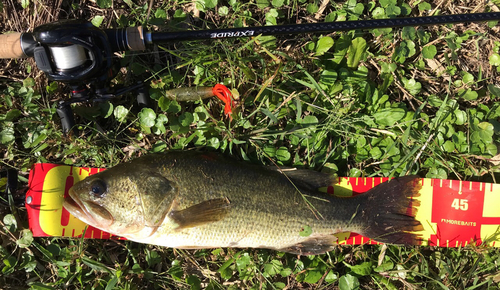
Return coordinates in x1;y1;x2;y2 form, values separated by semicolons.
26;163;500;247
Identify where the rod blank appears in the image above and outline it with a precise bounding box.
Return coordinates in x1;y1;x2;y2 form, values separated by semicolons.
148;12;500;44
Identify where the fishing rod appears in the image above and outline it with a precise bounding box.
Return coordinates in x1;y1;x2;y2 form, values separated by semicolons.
1;12;500;133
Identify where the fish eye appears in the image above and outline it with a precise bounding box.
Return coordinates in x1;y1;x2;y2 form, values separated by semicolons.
90;179;107;197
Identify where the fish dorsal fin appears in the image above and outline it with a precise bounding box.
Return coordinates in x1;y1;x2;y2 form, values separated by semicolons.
277;234;338;255
168;198;231;230
269;167;337;191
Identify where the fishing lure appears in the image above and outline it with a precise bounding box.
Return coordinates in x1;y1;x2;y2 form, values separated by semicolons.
164;84;235;119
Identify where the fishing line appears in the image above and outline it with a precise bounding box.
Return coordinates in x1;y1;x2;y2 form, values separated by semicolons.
49;45;88;70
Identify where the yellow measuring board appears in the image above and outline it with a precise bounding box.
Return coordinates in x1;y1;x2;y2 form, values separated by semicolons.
26;163;500;247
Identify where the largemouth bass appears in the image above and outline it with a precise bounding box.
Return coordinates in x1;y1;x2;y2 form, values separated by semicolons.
64;151;423;255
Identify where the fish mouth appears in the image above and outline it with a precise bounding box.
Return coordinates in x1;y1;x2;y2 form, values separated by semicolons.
63;189;113;228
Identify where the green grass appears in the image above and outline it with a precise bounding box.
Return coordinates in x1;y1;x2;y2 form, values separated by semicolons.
1;0;500;289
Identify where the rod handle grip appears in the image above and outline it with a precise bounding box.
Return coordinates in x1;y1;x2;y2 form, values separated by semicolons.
0;33;27;59
126;27;146;51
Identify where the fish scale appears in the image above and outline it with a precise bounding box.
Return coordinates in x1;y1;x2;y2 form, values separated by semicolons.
149;155;330;249
64;151;423;255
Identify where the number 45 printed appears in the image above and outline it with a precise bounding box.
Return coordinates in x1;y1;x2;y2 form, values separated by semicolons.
451;198;468;211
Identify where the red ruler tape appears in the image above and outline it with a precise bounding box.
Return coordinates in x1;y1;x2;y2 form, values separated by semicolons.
26;163;500;247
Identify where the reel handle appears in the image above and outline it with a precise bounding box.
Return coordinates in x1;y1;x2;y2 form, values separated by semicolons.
136;86;151;108
56;102;76;134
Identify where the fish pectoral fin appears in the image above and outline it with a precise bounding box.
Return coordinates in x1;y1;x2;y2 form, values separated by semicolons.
168;197;231;229
277;234;338;256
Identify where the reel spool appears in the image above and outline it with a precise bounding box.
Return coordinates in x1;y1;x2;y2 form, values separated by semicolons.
48;45;88;70
27;19;114;84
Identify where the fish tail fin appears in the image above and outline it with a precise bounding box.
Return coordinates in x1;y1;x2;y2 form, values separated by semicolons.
361;176;423;245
